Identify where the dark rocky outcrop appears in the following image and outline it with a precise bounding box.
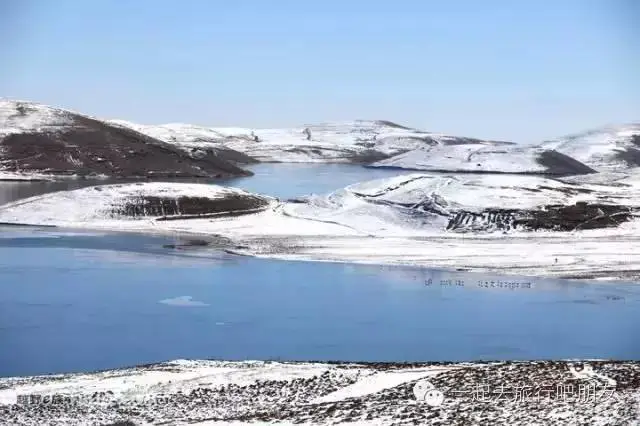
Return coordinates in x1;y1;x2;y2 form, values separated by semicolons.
0;102;254;179
204;146;258;165
111;193;271;220
519;202;634;231
613;147;640;167
446;202;636;232
349;149;393;164
537;150;598;176
163;239;210;249
373;120;415;130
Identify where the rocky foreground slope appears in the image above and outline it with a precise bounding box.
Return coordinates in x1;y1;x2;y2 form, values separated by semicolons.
0;100;254;180
1;360;639;425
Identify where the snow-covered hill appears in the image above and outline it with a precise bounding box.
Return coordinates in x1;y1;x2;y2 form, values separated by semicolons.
110;119;515;164
369;144;597;176
0;182;275;227
3;98;638;176
283;172;640;234
6;175;636;236
1;360;639;425
367;123;640;175
0;99;75;135
2;175;640;279
538;123;640;171
0;99;252;179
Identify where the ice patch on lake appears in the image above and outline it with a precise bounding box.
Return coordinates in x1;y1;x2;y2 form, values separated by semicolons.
159;296;209;307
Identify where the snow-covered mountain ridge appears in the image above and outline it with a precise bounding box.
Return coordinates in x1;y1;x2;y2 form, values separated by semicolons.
110;118;516;164
113;115;638;175
2;98;637;175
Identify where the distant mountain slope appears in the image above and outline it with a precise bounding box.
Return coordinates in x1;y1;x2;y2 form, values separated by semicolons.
369;144;597;176
0;100;253;179
111;119;515;164
538;123;640;171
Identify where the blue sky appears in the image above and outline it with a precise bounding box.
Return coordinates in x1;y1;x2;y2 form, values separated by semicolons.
1;0;638;142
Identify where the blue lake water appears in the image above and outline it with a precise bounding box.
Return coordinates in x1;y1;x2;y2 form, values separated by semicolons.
223;163;416;199
1;228;639;378
1;164;640;378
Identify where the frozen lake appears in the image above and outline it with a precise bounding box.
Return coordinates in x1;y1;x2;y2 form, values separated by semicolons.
0;227;639;377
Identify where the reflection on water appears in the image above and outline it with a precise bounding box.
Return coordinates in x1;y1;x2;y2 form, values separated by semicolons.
0;177;225;206
0;229;639;377
0;181;96;205
0;226;234;267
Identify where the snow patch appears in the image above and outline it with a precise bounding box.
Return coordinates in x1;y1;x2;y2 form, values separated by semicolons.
0;99;74;136
312;367;450;404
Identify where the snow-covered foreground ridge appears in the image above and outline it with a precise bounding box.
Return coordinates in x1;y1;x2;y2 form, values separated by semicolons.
1;173;640;280
1;359;639;425
0;182;276;226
